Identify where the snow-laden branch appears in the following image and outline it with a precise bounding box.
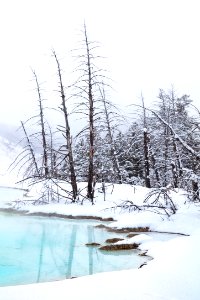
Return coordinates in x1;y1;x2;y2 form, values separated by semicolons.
130;103;200;160
149;109;200;159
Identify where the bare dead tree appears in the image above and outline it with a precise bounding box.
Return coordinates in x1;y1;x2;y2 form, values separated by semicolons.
52;50;78;201
171;134;183;188
21;121;40;176
32;70;49;177
141;94;151;188
72;23;103;203
83;24;95;203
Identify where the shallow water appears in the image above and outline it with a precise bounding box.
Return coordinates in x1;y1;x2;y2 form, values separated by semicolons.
0;212;148;286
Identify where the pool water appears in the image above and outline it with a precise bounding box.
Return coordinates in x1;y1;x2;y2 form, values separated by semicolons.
0;212;148;286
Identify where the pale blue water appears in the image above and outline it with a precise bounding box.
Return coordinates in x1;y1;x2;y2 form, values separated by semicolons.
0;212;148;286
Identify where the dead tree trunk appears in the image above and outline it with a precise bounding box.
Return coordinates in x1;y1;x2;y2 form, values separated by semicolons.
53;50;78;202
83;24;95;204
191;160;200;201
143;129;151;188
150;152;160;186
141;95;151;188
21;121;40;176
32;70;49;177
171;134;183;188
163;125;169;187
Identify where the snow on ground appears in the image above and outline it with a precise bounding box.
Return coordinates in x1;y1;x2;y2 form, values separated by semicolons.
0;182;200;299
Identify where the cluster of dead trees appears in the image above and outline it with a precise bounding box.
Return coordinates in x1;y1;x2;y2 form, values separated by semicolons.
13;24;117;204
12;25;200;205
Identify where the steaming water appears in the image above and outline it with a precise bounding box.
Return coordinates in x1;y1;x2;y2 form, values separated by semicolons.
0;212;148;286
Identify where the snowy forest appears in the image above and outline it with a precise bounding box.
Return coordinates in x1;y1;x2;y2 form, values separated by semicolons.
12;25;200;207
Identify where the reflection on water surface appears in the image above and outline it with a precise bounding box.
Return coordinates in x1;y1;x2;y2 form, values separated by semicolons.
0;212;148;286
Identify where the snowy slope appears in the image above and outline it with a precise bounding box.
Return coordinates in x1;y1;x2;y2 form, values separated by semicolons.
0;136;19;185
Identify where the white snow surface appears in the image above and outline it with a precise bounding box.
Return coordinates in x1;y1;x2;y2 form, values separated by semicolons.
0;182;200;299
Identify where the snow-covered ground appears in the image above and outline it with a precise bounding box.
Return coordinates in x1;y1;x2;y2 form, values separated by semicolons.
0;181;200;299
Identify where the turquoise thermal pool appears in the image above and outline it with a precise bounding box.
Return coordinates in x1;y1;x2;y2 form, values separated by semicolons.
0;212;148;286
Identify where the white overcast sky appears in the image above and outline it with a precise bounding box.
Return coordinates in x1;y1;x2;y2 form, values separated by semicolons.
0;0;200;126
